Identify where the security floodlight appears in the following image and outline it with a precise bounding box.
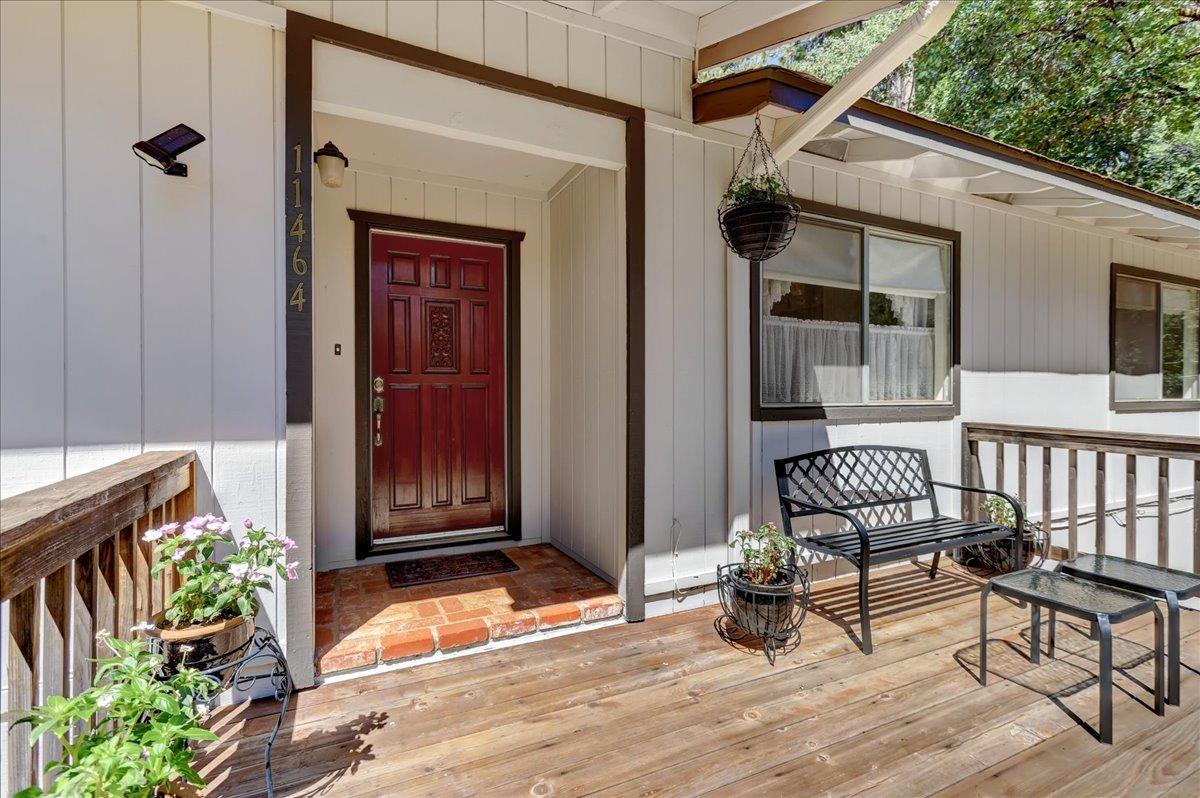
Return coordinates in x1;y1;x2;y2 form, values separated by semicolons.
133;123;205;177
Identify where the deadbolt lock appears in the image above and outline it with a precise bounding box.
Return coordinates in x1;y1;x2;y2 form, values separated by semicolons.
373;376;384;393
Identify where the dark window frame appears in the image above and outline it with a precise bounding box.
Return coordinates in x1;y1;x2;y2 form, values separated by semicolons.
750;199;961;423
1109;262;1200;414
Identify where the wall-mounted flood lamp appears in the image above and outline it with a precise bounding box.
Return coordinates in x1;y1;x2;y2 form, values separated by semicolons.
314;141;349;188
132;123;205;177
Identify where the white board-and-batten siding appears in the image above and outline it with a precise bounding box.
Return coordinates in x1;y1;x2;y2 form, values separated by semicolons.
272;0;690;119
0;0;287;617
642;121;1200;614
545;166;627;585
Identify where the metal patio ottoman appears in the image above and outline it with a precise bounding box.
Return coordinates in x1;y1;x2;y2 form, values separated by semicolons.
980;568;1164;744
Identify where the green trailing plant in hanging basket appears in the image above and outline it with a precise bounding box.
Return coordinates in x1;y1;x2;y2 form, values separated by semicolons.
723;172;787;207
718;117;800;261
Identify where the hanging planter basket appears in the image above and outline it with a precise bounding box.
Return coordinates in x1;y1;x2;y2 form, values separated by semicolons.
718;117;800;262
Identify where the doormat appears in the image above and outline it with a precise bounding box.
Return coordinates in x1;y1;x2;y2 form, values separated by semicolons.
385;549;520;589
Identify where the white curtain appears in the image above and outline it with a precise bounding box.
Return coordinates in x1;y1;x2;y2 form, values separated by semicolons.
761;319;935;404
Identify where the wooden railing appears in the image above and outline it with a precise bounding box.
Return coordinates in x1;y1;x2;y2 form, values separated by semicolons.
1;451;196;797
961;423;1199;571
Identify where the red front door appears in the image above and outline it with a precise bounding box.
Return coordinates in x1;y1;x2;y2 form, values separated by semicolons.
370;232;506;540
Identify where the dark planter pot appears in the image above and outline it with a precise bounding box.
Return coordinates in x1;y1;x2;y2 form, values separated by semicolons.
717;563;808;666
719;200;800;261
952;524;1045;572
143;612;254;682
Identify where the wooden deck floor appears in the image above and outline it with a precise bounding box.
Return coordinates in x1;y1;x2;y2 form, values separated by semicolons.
199;563;1199;797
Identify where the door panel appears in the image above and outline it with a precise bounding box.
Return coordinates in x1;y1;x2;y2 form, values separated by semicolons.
370;232;506;540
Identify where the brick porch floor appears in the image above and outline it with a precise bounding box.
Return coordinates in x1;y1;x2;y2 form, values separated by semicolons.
314;544;624;675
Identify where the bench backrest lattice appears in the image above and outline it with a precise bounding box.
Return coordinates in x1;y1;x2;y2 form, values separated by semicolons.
775;446;940;535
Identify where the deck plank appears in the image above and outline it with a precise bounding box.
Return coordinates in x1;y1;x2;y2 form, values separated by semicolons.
200;564;1198;798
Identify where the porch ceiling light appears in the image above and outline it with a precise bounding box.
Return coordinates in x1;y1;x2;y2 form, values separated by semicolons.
314;141;349;188
132;123;205;177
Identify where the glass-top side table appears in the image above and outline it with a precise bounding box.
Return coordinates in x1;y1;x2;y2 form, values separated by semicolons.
1058;554;1200;707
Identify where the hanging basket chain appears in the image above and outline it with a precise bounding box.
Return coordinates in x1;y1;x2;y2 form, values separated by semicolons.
718;116;800;262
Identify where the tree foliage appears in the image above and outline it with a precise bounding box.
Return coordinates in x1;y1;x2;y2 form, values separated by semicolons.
711;0;1200;205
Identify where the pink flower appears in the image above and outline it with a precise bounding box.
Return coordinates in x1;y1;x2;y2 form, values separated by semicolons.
228;562;250;580
172;548;187;562
159;522;180;535
285;561;299;580
142;527;164;542
181;525;204;542
243;518;254;529
271;531;298;551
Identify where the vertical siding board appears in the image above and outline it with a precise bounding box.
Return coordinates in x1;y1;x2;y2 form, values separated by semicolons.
526;14;567;86
640;49;675;115
63;1;141;478
584;168;600;567
788;161;814;201
988;209;1006;374
704;143;732;564
455;187;486;226
436;0;484;63
516;196;543;542
596;170;619;574
211;13;278;536
971;204;989;373
484;1;527;76
673;134;705;582
390;177;425;217
604;37;641;107
386;0;437;49
567;26;606;97
644;128;674;585
332;0;386;34
813;167;836;205
140;1;213;509
0;0;65;495
859;179;881;215
1035;221;1049;373
423;183;456;222
355;171;390;213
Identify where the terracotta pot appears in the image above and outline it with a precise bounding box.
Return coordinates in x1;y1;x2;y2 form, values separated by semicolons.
143;612;254;677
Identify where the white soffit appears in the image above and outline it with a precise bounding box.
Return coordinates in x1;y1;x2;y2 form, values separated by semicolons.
313;112;577;199
313;42;626;170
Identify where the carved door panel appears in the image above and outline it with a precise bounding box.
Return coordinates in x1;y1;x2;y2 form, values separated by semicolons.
369;232;506;540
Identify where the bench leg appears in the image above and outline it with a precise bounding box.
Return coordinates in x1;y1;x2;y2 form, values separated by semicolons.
1098;615;1113;745
1048;608;1056;659
1166;593;1181;707
859;560;873;655
979;582;992;686
1030;605;1041;665
1152;605;1165;716
928;550;941;580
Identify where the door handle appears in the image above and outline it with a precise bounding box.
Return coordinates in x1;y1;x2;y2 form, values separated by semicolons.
373;383;385;446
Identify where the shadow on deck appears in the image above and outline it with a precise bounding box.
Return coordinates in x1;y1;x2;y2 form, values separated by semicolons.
197;562;1199;797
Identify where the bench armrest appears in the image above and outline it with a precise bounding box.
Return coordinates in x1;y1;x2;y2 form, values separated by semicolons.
779;495;870;548
928;480;1025;528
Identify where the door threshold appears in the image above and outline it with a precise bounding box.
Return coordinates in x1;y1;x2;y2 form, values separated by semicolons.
367;527;510;555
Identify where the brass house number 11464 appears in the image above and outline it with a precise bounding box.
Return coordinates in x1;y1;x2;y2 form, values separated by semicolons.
289;143;308;313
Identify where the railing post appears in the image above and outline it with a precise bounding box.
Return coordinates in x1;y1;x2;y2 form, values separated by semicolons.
1067;449;1078;559
1042;446;1052;559
1126;455;1137;561
1095;451;1107;557
1156;458;1169;567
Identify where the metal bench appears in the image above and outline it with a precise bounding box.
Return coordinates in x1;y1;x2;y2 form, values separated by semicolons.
775;445;1023;653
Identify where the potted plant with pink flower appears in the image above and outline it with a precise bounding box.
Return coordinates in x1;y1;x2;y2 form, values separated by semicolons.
140;515;298;675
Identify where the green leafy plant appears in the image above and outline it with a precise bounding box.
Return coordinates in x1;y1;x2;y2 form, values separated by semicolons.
15;633;217;798
723;172;786;206
146;515;298;628
984;494;1017;529
730;522;798;585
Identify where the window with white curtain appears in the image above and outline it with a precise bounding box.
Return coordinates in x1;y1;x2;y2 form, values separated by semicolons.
1112;265;1200;409
755;208;955;419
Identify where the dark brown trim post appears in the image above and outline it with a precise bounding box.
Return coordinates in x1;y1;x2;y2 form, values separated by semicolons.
284;10;646;621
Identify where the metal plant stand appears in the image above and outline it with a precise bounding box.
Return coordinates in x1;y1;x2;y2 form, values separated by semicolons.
717;563;810;665
155;628;293;797
980;569;1163;744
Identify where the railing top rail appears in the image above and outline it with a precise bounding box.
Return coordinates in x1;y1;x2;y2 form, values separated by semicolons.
963;423;1200;460
0;450;195;602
